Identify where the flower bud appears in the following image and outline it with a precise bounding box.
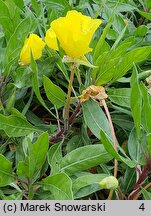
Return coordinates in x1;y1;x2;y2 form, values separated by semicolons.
19;33;45;65
99;176;118;190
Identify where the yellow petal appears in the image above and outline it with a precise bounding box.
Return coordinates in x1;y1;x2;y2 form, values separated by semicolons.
19;33;46;65
51;10;102;59
45;28;58;51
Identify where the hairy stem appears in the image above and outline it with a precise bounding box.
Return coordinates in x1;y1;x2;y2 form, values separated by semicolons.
64;63;75;127
102;99;118;200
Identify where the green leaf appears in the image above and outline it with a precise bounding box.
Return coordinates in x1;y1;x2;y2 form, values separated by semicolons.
42;0;70;13
4;16;37;76
17;159;29;178
12;67;32;88
94;46;151;85
108;88;131;108
134;25;148;37
145;0;151;9
48;142;63;175
82;99;112;140
93;41;110;67
30;53;50;112
46;49;68;80
128;128;146;164
93;37;135;85
66;135;83;153
13;0;24;10
137;10;151;21
73;173;108;199
28;132;49;180
111;25;127;49
112;46;151;82
140;83;151;133
130;65;142;137
0;154;14;187
17;132;49;182
123;167;136;193
4;0;21;29
5;88;16;113
100;130;137;167
60;145;112;175
93;15;113;63
44;76;66;108
31;0;40;15
0;114;39;137
0;0;16;40
111;114;134;131
147;133;151;156
42;173;73;200
142;188;151;200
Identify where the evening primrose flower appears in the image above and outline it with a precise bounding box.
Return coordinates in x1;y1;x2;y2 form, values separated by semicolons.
50;10;102;61
45;28;58;51
19;33;46;65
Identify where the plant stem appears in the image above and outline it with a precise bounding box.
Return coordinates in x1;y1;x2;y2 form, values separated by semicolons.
128;160;151;200
102;99;118;200
76;67;82;86
27;178;33;200
134;182;151;200
55;105;61;131
64;63;75;128
50;101;81;143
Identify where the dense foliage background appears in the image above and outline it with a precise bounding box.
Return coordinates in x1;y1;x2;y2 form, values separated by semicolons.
0;0;151;200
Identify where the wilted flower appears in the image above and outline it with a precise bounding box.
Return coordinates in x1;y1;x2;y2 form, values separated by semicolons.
50;10;102;59
80;85;108;103
19;33;46;65
45;28;58;51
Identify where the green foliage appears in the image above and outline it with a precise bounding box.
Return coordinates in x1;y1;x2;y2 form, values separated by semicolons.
0;0;151;200
73;173;108;199
44;76;66;108
82;99;111;139
42;173;73;200
60;145;113;175
129;128;147;164
93;46;151;85
0;154;14;187
130;65;142;137
17;132;49;181
0;114;39;137
108;88;131;108
100;130;136;168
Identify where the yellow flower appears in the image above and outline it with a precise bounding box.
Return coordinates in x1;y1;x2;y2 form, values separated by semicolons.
51;10;102;59
45;28;58;51
19;33;46;65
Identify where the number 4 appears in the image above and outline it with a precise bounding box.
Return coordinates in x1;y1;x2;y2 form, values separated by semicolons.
139;203;145;211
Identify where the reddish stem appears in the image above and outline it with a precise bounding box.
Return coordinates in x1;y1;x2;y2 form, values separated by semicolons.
128;159;151;200
102;100;118;200
49;101;81;143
